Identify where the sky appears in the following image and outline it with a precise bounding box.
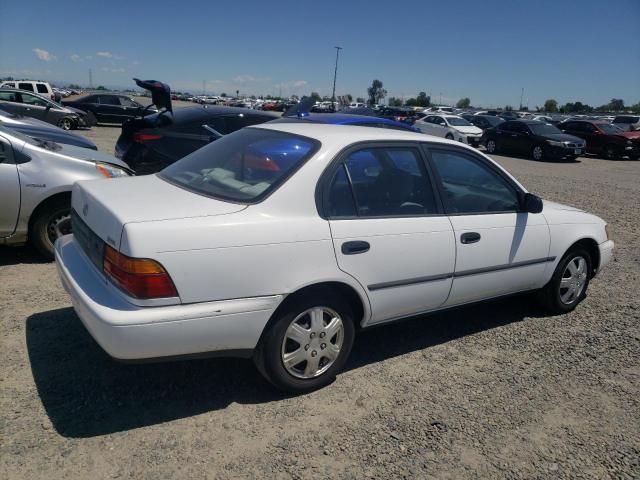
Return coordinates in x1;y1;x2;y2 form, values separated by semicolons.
1;0;638;108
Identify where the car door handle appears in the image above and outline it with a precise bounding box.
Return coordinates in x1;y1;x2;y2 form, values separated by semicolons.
341;241;370;255
460;232;481;244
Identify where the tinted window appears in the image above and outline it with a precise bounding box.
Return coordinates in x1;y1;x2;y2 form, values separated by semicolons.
160;128;320;202
18;83;34;92
0;91;18;102
530;123;562;135
21;93;48;106
327;164;357;217
98;96;119;106
430;149;519;214
343;147;437;217
498;122;515;132
36;84;49;94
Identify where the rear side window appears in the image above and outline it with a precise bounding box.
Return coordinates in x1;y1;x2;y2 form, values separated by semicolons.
98;96;119;106
429;149;519;214
160;128;320;203
36;84;49;94
332;147;437;217
0;91;18;102
18;83;34;92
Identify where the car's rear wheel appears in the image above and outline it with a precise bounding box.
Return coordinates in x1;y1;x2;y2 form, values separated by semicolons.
537;248;592;314
486;139;498;153
532;144;545;161
58;117;72;130
255;294;355;393
29;198;71;260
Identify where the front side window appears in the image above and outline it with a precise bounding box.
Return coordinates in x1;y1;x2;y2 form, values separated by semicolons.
160;128;320;202
119;97;136;107
336;147;437;217
430;149;519;214
98;96;119;106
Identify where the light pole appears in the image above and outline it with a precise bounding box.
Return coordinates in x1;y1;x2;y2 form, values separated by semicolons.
331;46;343;110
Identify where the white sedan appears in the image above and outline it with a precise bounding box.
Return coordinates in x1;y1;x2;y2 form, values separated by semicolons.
55;123;614;392
414;114;484;147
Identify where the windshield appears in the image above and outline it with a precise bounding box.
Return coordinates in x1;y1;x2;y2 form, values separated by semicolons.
0;124;41;146
160;128;320;203
529;123;562;135
447;117;472;126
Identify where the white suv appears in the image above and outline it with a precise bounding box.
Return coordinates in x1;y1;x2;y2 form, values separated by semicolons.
1;80;55;101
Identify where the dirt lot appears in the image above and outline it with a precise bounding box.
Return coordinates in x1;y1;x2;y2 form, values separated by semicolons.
1;119;639;479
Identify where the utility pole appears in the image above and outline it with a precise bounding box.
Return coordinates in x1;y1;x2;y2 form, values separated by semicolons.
331;46;343;109
89;69;93;89
519;87;524;110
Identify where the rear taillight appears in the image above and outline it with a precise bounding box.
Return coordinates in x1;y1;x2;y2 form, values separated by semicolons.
103;245;177;299
133;132;162;143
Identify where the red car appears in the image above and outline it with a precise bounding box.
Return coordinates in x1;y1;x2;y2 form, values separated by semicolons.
558;120;640;160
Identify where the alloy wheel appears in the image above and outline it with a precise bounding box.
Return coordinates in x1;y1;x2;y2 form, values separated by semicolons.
487;140;496;153
281;306;344;379
533;146;544;161
559;255;587;305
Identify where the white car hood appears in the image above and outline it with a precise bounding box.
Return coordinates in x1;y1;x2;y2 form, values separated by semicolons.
453;125;483;135
72;175;247;249
543;200;584;213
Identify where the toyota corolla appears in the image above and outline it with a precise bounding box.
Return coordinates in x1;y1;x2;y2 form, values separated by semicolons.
55;123;614;392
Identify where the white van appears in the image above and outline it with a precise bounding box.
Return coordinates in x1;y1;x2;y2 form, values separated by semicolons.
0;80;55;101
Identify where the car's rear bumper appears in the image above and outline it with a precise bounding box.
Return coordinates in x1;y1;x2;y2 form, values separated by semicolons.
55;235;282;360
596;240;614;275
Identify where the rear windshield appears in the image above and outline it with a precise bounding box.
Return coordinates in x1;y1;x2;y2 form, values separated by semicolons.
598;123;624;134
159;128;320;203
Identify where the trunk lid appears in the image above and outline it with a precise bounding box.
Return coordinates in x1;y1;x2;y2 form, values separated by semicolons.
71;175;247;251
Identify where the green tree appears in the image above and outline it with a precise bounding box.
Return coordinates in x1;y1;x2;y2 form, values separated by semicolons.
346;94;353;102
310;92;322;102
608;98;624;111
96;85;107;91
543;99;558;112
221;93;227;97
456;97;471;108
405;98;418;106
416;92;430;107
505;105;514;111
367;79;387;106
356;97;365;103
630;102;640;114
388;97;402;107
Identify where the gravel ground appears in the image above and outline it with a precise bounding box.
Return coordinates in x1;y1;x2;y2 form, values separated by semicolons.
1;119;639;479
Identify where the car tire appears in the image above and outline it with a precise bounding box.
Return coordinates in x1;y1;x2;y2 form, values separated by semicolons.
603;144;621;160
254;292;356;393
58;117;72;130
486;139;498;154
532;144;545;161
29;197;72;261
536;247;592;315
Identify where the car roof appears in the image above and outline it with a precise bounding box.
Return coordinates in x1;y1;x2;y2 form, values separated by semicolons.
0;87;51;99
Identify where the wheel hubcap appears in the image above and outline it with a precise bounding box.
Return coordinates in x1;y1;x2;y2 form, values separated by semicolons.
487;140;495;152
559;256;587;305
47;213;71;244
533;147;543;160
281;306;344;379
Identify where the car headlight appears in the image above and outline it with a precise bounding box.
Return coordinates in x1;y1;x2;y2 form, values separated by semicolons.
547;140;566;147
627;140;633;145
95;162;131;178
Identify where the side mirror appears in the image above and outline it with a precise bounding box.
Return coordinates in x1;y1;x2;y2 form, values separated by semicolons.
522;192;543;214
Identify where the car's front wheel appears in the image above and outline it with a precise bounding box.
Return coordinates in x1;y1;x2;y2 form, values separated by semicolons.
58;117;73;130
486;139;498;154
255;294;355;393
532;144;545;161
603;144;621;160
537;248;592;314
